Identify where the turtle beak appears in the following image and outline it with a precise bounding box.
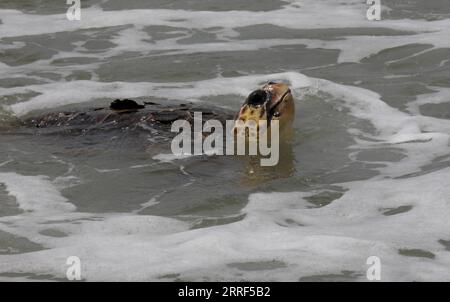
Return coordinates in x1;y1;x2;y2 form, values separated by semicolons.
235;82;293;128
264;84;292;128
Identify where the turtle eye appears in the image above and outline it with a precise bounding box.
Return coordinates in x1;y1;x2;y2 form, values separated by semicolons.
246;89;269;107
267;81;276;85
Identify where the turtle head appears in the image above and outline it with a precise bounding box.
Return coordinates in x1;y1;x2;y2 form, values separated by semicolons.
235;82;295;132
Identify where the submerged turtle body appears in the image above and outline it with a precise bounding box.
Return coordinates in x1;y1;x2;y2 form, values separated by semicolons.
19;100;234;136
0;100;235;152
1;82;295;151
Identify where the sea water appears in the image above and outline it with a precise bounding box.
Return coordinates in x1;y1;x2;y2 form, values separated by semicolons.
0;0;449;281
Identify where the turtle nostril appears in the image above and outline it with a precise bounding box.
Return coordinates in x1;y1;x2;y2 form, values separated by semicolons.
246;89;269;107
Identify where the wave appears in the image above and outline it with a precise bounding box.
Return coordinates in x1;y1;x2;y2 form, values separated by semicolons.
1;69;449;280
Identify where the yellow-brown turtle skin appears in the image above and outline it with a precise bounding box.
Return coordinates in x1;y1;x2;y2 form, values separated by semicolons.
234;82;295;136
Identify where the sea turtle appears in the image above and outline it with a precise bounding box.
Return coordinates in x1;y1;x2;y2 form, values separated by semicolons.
1;82;295;145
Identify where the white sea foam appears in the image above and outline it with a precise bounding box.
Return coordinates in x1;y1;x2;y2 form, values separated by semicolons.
407;87;450;115
152;150;222;163
0;172;76;215
317;79;450;176
1;1;450;70
0;2;439;39
1;167;449;281
5;72;311;116
152;153;194;163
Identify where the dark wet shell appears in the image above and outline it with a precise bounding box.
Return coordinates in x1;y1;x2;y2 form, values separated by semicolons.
152;110;191;124
19;101;234;135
